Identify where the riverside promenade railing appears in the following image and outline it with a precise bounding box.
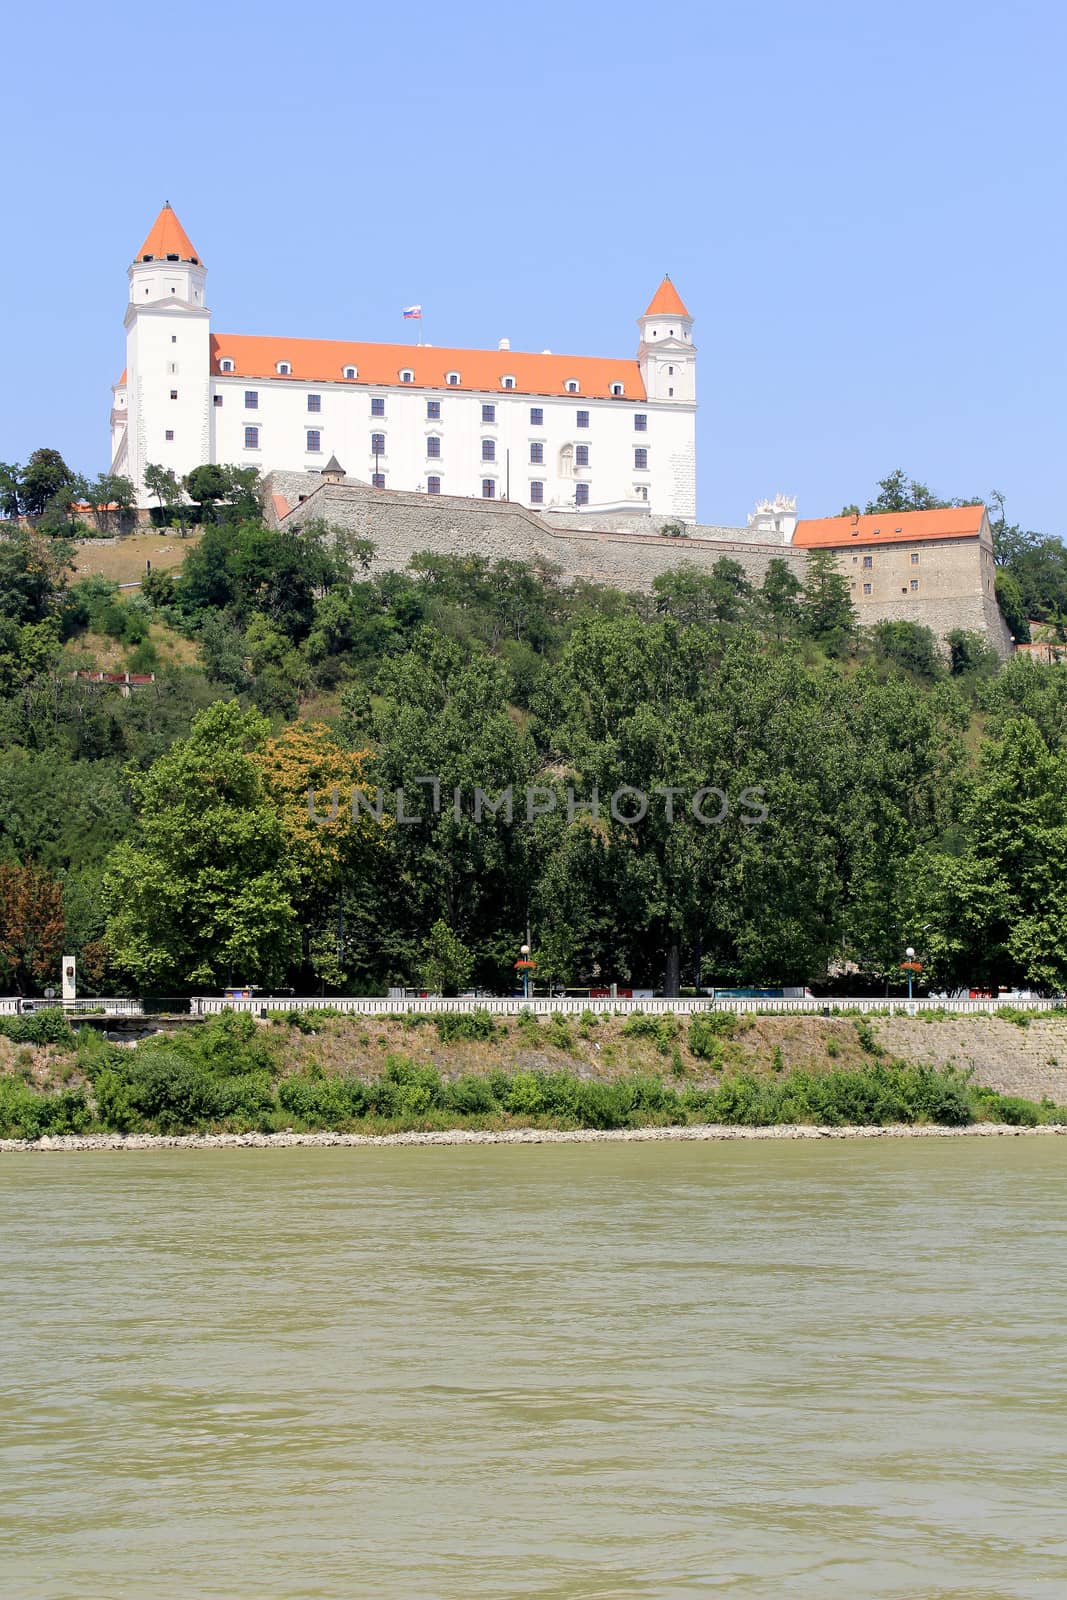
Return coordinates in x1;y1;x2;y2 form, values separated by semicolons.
187;994;1065;1019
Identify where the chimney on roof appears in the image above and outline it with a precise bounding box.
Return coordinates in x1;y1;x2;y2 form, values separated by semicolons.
498;337;510;351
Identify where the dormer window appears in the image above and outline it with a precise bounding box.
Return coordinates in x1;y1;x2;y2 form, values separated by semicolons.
565;378;580;393
219;358;235;373
501;375;516;390
342;365;357;379
610;382;624;396
446;371;461;386
399;369;414;384
276;361;292;376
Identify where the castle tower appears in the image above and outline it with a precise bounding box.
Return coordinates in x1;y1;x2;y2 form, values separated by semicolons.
637;276;696;404
120;204;212;501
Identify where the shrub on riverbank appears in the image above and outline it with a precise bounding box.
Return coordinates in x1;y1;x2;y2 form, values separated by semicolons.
1;1021;1060;1138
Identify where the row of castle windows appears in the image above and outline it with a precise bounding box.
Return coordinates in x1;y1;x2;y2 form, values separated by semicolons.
857;580;920;594
216;357;626;396
853;553;921;567
369;476;590;506
235;391;648;430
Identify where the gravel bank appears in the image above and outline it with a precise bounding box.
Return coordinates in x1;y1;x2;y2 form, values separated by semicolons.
2;1122;1065;1154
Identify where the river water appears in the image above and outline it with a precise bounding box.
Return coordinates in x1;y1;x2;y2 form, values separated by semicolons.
2;1140;1066;1599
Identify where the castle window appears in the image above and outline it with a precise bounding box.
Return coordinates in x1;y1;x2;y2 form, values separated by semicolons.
308;394;321;412
276;361;292;375
244;426;259;449
400;369;414;383
213;395;223;407
668;366;674;375
427;400;441;420
610;382;624;396
342;365;357;379
576;410;589;428
863;556;873;569
427;436;441;458
427;475;441;495
170;390;178;399
634;447;648;470
530;407;543;426
636;485;648;501
635;413;647;432
165;430;174;441
502;376;516;389
245;391;258;409
863;582;872;595
171;335;177;344
482;479;496;499
911;551;920;564
482;439;496;462
482;403;496;424
371;397;385;417
565;378;580;393
529;481;544;504
575;444;589;468
668;387;674;397
220;358;235;373
371;432;385;456
306;430;321;452
530;442;544;465
575;483;590;506
372;473;385;489
911;579;919;591
446;371;460;386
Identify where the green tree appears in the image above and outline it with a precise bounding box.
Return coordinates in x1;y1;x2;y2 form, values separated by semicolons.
183;464;230;520
19;448;76;516
103;700;300;990
758;558;802;639
420;919;474;996
864;470;950;514
798;550;855;653
144;461;179;513
0;461;21;519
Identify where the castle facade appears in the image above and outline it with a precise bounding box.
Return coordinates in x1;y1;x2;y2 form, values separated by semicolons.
111;205;697;520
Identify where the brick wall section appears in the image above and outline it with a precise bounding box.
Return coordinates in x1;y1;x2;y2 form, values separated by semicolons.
874;1016;1067;1102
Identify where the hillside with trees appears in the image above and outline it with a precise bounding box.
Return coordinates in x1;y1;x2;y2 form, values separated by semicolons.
0;457;1065;998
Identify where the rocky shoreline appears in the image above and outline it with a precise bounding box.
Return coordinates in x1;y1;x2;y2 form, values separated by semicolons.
2;1122;1065;1154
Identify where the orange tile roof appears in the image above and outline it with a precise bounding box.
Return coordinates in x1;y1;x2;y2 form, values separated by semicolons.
209;334;646;400
135;203;202;265
793;505;987;548
644;276;691;318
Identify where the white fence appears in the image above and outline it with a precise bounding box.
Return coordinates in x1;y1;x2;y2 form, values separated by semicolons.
188;994;1066;1020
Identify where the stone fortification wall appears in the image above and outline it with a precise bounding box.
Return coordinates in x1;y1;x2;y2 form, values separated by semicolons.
264;472;1013;651
266;474;807;593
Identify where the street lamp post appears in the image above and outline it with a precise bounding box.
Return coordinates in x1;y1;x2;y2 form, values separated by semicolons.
519;943;531;1000
905;946;916;1002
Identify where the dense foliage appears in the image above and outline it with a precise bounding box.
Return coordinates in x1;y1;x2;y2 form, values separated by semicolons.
1;465;1066;997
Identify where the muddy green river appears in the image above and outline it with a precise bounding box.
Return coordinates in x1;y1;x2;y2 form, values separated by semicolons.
2;1140;1065;1598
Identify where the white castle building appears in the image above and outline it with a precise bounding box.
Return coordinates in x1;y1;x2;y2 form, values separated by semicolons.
111;204;697;519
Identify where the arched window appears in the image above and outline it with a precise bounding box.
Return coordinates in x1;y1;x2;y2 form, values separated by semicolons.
276;361;292;375
342;365;357;379
610;382;624;396
564;378;580;393
446;371;461;386
219;358;234;373
399;369;414;384
501;375;516;389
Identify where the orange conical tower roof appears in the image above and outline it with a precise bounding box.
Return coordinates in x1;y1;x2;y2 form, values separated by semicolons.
644;275;690;318
134;202;202;265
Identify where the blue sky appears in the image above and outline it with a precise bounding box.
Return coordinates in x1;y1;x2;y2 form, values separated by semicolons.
5;0;1064;530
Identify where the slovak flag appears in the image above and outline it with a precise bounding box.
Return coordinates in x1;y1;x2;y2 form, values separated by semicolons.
402;305;422;320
